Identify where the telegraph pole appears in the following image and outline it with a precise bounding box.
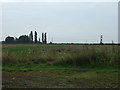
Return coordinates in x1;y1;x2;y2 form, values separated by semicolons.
100;35;103;45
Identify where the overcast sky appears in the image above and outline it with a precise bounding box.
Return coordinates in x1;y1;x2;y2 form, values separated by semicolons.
1;2;118;43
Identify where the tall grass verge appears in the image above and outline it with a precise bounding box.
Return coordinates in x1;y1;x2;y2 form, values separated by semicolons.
2;45;119;67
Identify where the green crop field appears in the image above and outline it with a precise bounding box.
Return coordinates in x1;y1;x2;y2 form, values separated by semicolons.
2;44;120;88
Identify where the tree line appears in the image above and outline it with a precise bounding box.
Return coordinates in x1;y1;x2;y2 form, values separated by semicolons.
4;31;47;44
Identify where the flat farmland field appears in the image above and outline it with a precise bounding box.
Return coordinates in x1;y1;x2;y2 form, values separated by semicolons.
2;44;120;88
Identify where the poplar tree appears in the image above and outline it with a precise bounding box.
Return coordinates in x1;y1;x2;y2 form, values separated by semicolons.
35;31;37;43
29;31;33;43
39;38;40;43
45;32;47;44
42;33;44;43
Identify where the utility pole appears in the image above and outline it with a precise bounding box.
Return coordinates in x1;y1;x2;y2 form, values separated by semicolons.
100;35;103;45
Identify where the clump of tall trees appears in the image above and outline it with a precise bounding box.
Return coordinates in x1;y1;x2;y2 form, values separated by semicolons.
42;32;47;44
4;31;47;44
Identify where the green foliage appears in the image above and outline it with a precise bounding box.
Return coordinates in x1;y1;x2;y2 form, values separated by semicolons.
5;36;14;44
2;44;119;67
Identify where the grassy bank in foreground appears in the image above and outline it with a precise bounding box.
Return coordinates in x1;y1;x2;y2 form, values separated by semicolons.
2;44;119;67
2;64;119;88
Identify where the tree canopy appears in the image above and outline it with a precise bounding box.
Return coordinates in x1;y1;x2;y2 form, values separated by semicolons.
5;36;14;44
